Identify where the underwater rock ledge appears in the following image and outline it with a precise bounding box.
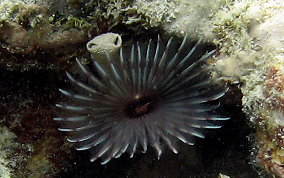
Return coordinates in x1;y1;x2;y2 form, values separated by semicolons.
0;0;283;177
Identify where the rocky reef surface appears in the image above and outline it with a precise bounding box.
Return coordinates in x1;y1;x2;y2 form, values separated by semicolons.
0;0;283;177
213;1;284;177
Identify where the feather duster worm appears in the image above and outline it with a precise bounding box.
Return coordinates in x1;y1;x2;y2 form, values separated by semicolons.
55;34;229;164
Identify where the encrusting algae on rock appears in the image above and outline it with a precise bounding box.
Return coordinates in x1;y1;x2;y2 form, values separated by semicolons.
212;0;284;177
0;126;19;178
0;0;88;71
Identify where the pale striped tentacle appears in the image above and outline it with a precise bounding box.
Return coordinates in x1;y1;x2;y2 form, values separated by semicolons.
55;34;229;164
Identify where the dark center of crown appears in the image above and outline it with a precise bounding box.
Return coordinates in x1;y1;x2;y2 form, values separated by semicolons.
125;93;157;118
